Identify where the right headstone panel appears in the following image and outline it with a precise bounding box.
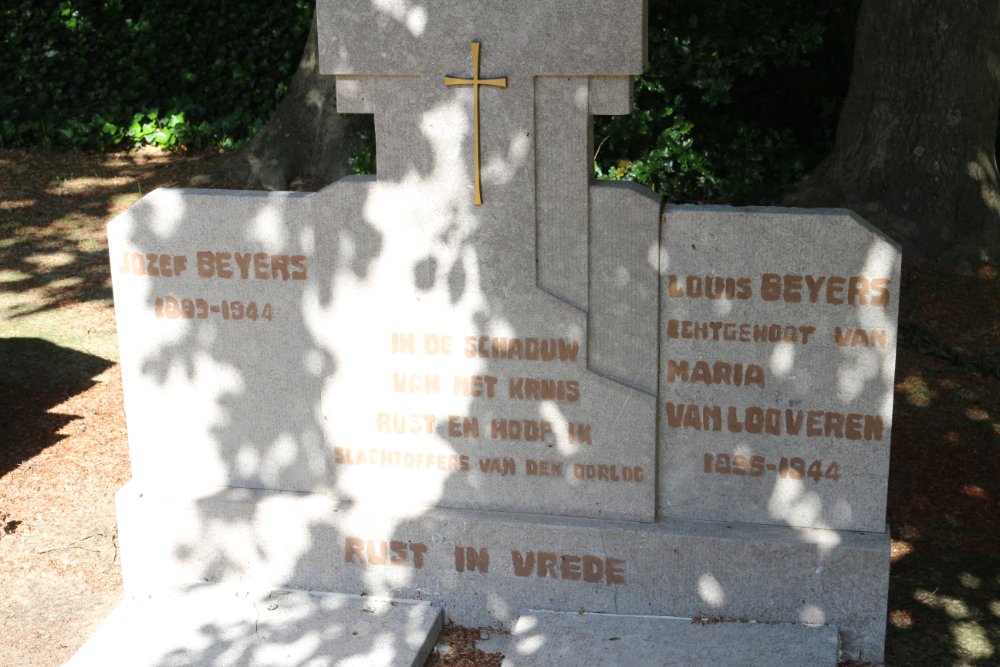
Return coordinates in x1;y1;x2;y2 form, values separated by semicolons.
658;206;901;533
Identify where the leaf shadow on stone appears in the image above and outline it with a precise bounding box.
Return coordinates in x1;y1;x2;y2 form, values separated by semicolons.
105;4;934;665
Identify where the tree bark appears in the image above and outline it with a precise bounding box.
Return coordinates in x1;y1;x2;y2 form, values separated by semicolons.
786;0;1000;267
207;16;362;191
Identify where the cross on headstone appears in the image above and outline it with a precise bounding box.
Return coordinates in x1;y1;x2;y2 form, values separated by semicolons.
317;0;645;201
444;42;507;205
317;0;648;308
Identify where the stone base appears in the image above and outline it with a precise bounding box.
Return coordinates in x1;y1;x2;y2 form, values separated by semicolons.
502;610;838;666
66;586;442;666
114;480;888;662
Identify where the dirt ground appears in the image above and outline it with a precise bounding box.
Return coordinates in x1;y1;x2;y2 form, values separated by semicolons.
1;147;998;666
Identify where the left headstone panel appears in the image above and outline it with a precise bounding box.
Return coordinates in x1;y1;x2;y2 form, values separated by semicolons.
109;180;658;523
109;187;331;493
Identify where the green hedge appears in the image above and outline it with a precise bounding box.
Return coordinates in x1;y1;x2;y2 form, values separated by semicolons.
0;0;312;150
1;1;860;204
596;1;860;204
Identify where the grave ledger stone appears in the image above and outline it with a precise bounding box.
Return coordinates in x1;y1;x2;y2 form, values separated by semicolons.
75;1;899;664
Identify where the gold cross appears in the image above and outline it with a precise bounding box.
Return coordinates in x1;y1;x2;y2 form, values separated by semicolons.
445;42;507;206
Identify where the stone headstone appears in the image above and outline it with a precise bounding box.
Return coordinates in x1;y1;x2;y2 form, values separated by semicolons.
75;2;898;664
502;610;840;667
110;0;659;524
658;206;900;533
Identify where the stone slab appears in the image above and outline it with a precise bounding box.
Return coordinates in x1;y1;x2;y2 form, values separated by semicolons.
658;206;901;533
536;75;591;310
66;586;442;667
114;481;888;661
589;181;662;395
502;610;839;666
316;1;647;77
109;182;658;523
101;4;895;666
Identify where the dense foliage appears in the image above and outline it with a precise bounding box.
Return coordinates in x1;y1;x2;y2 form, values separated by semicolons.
595;1;861;203
0;1;862;203
0;0;312;150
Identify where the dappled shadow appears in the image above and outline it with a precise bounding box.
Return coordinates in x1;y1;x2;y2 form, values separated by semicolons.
884;260;1000;666
85;3;1000;666
107;180;392;663
103;2;660;663
0;148;229;319
886;351;1000;665
651;208;901;661
0;337;112;478
97;168;996;664
63;586;441;667
656;207;901;533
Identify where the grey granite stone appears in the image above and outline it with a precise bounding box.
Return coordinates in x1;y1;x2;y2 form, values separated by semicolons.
536;75;591;310
589;76;635;115
589;181;662;395
316;1;647;77
67;586;442;667
658;206;901;533
503;611;838;666
109;178;658;523
99;3;895;665
316;2;646;320
114;482;889;661
334;75;375;114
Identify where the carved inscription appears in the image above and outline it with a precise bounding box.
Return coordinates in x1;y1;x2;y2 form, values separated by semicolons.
344;536;628;586
665;320;817;344
118;250;308;281
344;537;427;568
117;249;308;324
664;271;896;488
122;246;649;497
349;331;646;489
834;327;888;349
511;550;625;584
667;273;891;307
666;359;765;389
333;448;470;471
454;546;490;573
153;297;273;322
703;453;841;482
664;403;883;441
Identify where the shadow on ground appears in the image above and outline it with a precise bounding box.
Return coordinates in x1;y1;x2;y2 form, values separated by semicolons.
0;337;113;479
884;261;1000;666
0;148;228;320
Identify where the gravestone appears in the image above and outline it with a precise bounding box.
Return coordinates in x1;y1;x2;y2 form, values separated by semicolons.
659;207;900;533
74;2;899;664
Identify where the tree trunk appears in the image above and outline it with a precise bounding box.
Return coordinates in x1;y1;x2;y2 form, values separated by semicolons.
207;16;362;191
786;0;1000;267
